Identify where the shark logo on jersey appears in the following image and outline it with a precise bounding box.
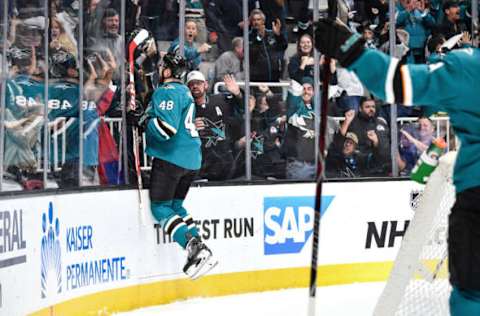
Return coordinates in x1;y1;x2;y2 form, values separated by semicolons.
40;202;62;298
16;78;34;86
288;112;315;139
200;118;226;148
54;83;73;90
251;135;264;159
264;196;334;255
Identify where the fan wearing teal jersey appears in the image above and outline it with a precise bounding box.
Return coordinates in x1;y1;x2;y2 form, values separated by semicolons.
142;52;217;279
3;75;44;184
3;47;46;189
315;19;480;316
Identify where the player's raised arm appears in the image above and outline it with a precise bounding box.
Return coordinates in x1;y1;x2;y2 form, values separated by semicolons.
314;19;464;109
347;49;462;108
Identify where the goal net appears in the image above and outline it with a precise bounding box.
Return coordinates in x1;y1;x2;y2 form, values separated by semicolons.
373;151;457;316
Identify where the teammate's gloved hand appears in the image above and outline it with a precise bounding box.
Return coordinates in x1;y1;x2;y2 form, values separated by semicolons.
314;18;366;67
126;99;146;127
137;111;151;133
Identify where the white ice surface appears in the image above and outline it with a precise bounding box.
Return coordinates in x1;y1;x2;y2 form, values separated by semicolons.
115;282;386;316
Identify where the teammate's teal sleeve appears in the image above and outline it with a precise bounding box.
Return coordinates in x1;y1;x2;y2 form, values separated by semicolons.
145;82;201;170
348;48;480;193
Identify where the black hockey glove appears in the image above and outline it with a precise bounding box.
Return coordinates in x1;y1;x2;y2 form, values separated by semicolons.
137;109;153;134
314;18;366;67
127;99;146;127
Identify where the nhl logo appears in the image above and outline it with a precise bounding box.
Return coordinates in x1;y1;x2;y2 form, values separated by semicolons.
410;189;423;211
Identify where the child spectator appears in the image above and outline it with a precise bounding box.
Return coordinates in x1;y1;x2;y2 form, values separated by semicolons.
169;19;211;71
50;17;77;57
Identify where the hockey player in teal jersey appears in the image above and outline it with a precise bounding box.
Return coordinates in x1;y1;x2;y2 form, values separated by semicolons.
48;49;100;187
142;52;217;279
315;19;480;315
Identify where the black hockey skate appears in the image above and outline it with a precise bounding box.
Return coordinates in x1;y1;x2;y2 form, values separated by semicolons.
183;237;218;280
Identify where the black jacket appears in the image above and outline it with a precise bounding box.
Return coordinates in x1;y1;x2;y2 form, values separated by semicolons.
195;93;240;180
326;133;374;178
249;29;288;82
347;113;391;176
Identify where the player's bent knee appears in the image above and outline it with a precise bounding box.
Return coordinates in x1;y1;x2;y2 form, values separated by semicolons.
172;199;188;216
150;200;175;223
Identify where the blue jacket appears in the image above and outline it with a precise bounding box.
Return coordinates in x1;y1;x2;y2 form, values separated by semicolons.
396;9;436;50
168;39;202;71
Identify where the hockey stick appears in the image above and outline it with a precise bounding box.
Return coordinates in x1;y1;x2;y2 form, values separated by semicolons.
128;29;150;222
308;0;337;315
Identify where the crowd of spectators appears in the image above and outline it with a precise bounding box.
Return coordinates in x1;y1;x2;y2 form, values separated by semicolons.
0;0;127;190
0;0;467;191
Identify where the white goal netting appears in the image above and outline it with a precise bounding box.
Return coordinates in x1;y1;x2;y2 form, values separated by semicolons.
374;151;457;316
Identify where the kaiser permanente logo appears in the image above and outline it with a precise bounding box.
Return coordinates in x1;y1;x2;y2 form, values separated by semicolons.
40;202;62;298
40;201;129;299
264;196;334;255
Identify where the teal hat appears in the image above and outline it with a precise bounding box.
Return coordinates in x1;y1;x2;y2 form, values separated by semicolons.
301;76;314;86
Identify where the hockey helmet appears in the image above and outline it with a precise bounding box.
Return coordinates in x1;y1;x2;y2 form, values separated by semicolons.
49;49;77;78
8;46;33;69
161;52;187;81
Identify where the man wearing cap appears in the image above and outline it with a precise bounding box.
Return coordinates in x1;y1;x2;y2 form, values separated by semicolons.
187;71;241;181
326;131;384;178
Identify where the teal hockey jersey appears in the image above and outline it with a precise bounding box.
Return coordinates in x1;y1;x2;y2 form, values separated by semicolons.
285;80;316;162
3;77;44;169
7;75;45;116
145;81;201;170
348;48;480;193
4;76;99;166
48;81;99;166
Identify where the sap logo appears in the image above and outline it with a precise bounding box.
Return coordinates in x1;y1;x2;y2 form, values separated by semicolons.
264;196;334;255
40;202;62;299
